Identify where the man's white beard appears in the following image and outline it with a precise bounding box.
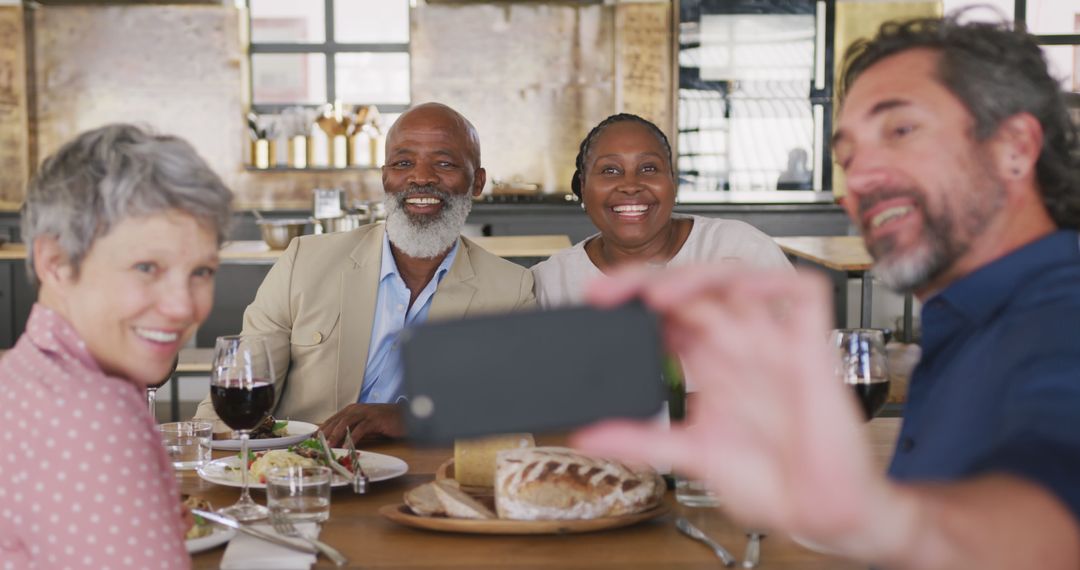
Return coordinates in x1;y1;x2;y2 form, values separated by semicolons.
384;188;474;259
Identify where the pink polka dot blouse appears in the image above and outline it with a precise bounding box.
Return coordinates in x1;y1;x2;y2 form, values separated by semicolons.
0;305;190;570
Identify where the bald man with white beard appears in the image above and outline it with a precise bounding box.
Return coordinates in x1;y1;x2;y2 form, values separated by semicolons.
195;103;536;445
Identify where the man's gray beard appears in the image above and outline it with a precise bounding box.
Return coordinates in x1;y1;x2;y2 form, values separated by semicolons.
872;237;946;292
384;188;474;259
868;168;1004;293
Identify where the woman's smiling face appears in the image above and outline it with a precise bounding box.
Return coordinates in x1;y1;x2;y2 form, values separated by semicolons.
581;120;677;250
50;210;220;386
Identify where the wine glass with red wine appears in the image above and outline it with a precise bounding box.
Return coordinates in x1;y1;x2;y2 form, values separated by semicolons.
210;334;275;521
831;329;890;421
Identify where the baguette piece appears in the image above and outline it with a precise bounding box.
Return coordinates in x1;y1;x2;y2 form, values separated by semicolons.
494;447;665;520
404;482;445;516
431;480;497;519
453;433;535;488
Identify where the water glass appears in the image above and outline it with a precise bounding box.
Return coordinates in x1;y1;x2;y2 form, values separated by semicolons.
158;421;213;470
266;466;332;523
675;474;721;508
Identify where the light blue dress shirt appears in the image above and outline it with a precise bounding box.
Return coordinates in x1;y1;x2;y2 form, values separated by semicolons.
358;234;459;404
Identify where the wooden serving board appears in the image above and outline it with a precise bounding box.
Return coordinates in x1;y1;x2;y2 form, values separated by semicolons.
378;503;669;535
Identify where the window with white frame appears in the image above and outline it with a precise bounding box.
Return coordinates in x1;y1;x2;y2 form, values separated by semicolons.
248;0;411;116
944;0;1080;97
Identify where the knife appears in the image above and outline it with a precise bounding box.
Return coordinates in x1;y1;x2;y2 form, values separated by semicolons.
344;427;367;494
742;531;765;568
316;431;356;480
192;509;317;555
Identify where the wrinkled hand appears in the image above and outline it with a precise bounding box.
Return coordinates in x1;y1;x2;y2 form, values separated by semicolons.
571;265;890;546
320;403;405;447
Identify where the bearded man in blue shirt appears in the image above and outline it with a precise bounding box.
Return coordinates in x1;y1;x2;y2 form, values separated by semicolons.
573;13;1080;569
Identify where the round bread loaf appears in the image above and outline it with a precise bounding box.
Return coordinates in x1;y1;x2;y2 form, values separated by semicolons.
494;447;664;520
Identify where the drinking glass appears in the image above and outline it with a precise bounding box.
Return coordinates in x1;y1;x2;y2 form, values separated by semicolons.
266;466;332;522
666;356;722;507
831;329;890;421
210;335;276;521
158;421;213;470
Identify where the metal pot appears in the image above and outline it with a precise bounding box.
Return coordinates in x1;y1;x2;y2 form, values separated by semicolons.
318;211;370;233
257;218;310;249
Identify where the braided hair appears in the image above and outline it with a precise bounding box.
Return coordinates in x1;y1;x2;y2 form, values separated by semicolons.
571;113;674;200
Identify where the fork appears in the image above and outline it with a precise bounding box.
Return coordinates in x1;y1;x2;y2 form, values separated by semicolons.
268;510;348;567
344;427;368;494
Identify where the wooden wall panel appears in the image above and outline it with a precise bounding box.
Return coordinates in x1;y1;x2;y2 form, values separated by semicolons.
0;5;28;209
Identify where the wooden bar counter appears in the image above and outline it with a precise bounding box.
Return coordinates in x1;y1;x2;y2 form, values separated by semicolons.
184;419;901;569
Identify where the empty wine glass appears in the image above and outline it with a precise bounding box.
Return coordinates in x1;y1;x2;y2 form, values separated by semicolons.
145;377;169;423
146;355;182;423
831;328;890;421
210;335;276;521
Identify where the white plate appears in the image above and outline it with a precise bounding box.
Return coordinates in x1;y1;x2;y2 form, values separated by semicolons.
210;421;319;451
197;449;408;489
186;525;236;554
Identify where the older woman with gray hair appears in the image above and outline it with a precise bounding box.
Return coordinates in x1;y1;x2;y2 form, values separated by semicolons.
0;123;232;569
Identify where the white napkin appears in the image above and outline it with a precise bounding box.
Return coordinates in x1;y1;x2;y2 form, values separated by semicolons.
219;522;319;570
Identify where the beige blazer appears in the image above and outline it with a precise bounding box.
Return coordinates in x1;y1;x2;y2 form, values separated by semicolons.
195;223;536;424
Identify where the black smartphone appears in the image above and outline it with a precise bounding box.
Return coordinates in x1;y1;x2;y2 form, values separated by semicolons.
399;301;665;444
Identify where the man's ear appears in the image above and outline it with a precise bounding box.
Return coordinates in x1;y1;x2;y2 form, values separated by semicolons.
32;236;74;289
990;112;1043;184
471;167;487;198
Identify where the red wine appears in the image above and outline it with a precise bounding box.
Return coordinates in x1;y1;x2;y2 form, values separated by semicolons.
211;381;275;431
849;381;890;421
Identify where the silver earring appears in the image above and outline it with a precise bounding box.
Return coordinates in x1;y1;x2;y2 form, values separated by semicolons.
580;202;586;211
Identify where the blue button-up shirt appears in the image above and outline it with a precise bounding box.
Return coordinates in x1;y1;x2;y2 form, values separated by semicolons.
358;234;458;404
888;230;1080;521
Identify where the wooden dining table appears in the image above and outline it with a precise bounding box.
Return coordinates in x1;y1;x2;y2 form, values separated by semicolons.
184;418;902;569
773;236;914;341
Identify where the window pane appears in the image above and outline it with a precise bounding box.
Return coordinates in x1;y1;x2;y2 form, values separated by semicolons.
253;53;327;105
334;0;409;43
1041;45;1080;93
941;0;1013;23
678;4;818;193
1025;0;1080;36
251;0;325;43
335;53;410;104
697;14;815;83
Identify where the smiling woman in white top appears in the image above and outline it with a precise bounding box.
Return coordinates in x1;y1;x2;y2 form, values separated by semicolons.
531;113;790;308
